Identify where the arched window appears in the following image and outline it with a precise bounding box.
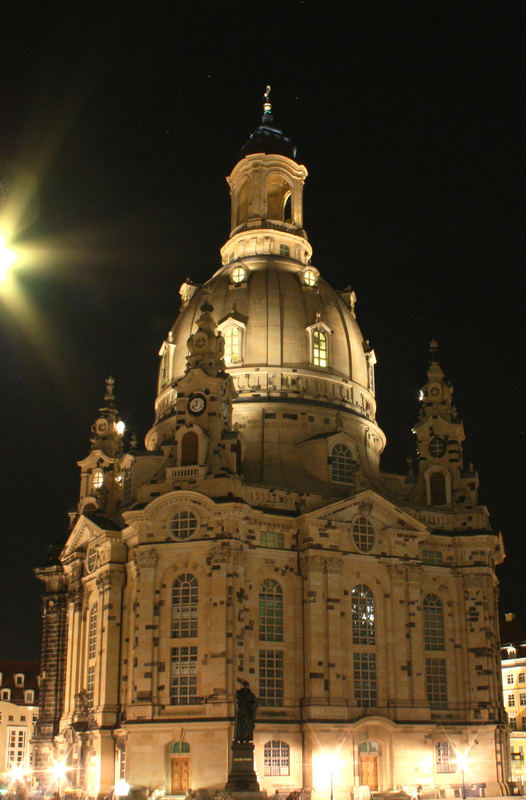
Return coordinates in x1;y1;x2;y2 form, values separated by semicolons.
237;178;249;225
259;579;283;642
423;594;445;650
181;432;199;466
160;349;170;388
435;741;455;773
264;740;290;776
330;443;353;483
172;574;198;638
283;192;292;222
352;585;375;644
312;330;328;367
224;326;241;365
352;517;375;552
429;471;447;505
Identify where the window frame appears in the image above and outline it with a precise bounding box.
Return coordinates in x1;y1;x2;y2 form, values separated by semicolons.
264;740;290;776
171;574;198;639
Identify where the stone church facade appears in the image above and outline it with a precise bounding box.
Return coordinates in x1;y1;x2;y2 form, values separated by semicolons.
34;98;509;799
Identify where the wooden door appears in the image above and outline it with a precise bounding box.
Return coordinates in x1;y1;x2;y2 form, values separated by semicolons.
172;757;190;794
360;754;378;790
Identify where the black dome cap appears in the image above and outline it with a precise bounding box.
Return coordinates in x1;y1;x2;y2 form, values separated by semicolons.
240;86;297;160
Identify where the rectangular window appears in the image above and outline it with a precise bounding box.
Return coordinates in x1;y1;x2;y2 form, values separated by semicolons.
260;531;284;549
7;727;26;766
353;652;377;707
1;689;10;701
522;717;526;731
509;694;516;707
312;330;328;368
264;741;290;776
520;693;526;706
279;244;290;257
170;646;197;705
87;665;95;709
508;674;514;684
435;742;456;773
510;716;517;730
422;549;443;566
425;658;448;709
259;650;284;707
520;673;525;684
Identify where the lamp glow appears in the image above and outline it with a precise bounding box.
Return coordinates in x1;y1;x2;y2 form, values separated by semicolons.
115;779;130;797
0;234;16;282
115;420;126;436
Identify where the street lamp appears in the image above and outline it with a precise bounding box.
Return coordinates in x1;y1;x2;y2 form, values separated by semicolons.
50;758;69;799
114;779;130;797
456;752;469;800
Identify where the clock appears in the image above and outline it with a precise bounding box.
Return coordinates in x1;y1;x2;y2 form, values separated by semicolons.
428;383;441;398
95;418;109;434
194;334;207;349
188;393;207;416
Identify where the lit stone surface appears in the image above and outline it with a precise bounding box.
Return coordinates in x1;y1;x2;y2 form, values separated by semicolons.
33;108;509;800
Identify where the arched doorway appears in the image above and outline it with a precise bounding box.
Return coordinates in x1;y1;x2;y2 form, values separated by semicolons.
359;741;378;790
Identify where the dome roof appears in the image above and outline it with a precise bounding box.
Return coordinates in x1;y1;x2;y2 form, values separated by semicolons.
168;260;372;404
240;114;297;160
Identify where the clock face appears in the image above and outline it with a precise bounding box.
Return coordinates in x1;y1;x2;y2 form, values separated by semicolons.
429;436;446;458
428;383;441;398
95;418;109;434
188;393;207;415
194;334;207;349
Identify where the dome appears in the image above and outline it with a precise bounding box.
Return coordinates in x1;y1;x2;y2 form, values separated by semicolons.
148;119;386;492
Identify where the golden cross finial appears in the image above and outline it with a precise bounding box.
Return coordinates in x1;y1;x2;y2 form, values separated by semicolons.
263;84;272;115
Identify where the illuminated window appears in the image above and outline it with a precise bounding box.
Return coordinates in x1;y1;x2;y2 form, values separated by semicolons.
160;348;170;387
312;330;328;367
330;443;353;483
279;244;290;257
7;728;26;766
87;665;95;709
423;594;445;651
435;741;455;773
520;693;526;705
352;585;375;645
509;694;516;707
170;510;198;540
507;674;514;684
231;265;246;284
259;649;283;706
353;652;377;707
425;658;447;709
352;517;375;552
429;471;447;505
88;603;98;660
259;579;283;642
303;269;316;286
264;740;290;776
170;646;197;704
91;469;104;490
224;326;241;365
172;574;198;638
260;531;284;549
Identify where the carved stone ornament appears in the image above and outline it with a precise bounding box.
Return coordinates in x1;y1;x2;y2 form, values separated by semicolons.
74;689;89;717
299;552;326;577
135;548;159;569
326;556;343;574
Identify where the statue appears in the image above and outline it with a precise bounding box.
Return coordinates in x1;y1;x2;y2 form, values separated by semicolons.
234;681;258;742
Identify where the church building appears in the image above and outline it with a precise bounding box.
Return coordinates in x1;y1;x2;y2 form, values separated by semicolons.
33;93;509;799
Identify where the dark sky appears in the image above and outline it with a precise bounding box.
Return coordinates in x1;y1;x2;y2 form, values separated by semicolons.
1;4;524;660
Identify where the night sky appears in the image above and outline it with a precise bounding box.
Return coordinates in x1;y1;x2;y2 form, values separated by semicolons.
1;4;524;660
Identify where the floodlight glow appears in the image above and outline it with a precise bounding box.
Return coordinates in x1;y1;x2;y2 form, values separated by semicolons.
114;779;130;797
0;234;16;281
456;752;469;771
9;764;25;784
115;420;126;435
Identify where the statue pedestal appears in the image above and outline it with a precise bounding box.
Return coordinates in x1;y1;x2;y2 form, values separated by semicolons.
225;741;263;796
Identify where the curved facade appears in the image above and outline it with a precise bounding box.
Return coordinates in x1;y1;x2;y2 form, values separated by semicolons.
34;106;509;800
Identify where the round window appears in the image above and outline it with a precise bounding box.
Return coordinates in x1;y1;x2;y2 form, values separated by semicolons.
91;469;104;490
231;265;246;284
352;517;375;552
170;510;198;540
303;269;316;286
429;436;446;458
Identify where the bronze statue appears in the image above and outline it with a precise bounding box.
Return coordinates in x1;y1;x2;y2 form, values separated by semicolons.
234;681;258;742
